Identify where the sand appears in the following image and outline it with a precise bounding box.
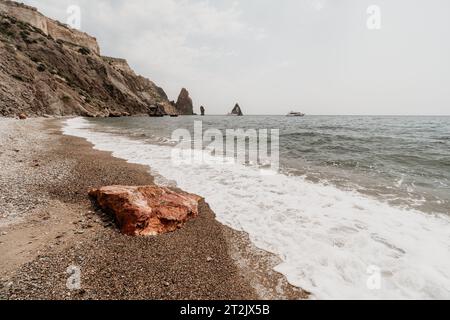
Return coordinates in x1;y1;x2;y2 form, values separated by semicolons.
0;117;308;300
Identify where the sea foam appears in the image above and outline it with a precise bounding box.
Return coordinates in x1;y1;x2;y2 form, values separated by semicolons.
64;117;450;299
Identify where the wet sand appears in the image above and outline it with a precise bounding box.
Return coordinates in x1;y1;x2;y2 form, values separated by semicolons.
0;118;308;300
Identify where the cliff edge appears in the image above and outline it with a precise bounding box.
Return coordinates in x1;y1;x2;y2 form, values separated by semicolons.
0;0;177;117
230;103;244;116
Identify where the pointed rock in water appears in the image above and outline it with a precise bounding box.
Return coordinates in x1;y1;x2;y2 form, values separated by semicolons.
230;103;243;116
88;186;203;236
200;106;205;116
175;88;194;115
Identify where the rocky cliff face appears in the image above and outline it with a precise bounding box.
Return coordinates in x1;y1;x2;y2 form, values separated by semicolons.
175;88;194;115
0;0;177;117
0;1;100;55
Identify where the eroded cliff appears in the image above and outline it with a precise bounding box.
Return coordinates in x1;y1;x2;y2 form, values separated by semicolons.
0;0;177;117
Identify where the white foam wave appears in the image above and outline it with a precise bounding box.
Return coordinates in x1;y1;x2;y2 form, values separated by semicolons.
64;118;450;300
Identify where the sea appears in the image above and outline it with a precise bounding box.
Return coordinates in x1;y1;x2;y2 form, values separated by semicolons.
63;115;450;300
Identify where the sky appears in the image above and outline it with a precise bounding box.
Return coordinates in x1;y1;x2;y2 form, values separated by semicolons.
21;0;450;115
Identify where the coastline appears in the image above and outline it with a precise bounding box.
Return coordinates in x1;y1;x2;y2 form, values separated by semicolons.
0;117;308;300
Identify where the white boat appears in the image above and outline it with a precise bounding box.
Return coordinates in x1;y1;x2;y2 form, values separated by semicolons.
287;111;305;117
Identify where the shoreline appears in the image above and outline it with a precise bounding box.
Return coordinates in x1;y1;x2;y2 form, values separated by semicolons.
0;117;308;300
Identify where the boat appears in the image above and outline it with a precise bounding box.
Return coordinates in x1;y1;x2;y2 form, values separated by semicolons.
287;111;305;117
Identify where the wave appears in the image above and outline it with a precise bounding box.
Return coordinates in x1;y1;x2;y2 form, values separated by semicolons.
63;117;450;300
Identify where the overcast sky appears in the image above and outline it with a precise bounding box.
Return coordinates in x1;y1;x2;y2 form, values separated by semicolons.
21;0;450;115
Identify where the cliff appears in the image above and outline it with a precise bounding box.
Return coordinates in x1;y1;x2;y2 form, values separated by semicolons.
0;0;178;117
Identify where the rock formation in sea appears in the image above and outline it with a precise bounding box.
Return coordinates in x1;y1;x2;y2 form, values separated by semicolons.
0;0;178;117
175;88;194;115
89;185;202;236
200;106;205;116
230;103;244;116
148;104;166;117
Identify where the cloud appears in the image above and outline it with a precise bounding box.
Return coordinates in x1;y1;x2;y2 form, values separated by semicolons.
96;0;248;38
89;1;252;65
310;0;326;11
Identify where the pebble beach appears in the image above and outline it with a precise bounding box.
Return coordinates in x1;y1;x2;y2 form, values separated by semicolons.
0;117;307;300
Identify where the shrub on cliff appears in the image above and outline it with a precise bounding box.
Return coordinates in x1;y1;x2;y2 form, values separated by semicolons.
78;47;91;55
0;18;15;38
37;63;46;72
0;20;11;33
61;95;71;103
20;30;30;38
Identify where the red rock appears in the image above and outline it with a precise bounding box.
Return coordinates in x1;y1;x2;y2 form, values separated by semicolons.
18;113;27;120
88;186;202;236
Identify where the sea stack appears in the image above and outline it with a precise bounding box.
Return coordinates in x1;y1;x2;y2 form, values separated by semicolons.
175;88;194;115
230;103;244;116
200;106;205;116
